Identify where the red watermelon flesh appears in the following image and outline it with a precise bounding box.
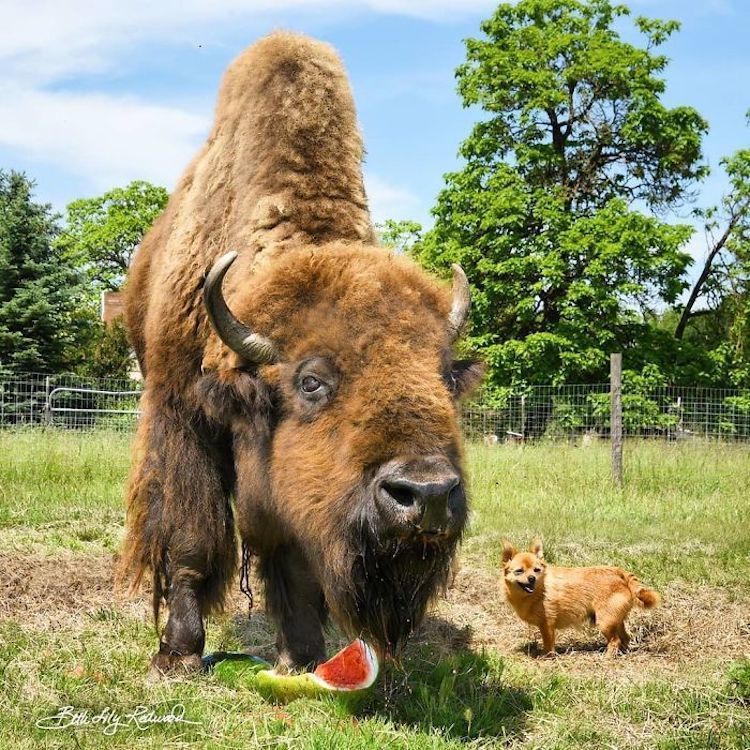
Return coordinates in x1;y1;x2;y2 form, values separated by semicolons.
312;639;378;690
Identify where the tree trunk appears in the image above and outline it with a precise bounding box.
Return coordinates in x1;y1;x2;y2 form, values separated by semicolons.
675;212;743;340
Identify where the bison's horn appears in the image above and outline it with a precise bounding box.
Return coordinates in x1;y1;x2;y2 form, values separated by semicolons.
447;263;471;342
203;251;278;365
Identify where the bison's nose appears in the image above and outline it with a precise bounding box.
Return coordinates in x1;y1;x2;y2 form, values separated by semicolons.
376;459;462;537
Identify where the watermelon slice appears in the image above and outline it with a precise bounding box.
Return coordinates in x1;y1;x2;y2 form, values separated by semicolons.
256;639;378;702
207;640;378;705
314;639;378;690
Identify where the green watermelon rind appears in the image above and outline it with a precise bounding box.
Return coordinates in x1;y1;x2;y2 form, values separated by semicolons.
209;640;378;704
209;654;272;687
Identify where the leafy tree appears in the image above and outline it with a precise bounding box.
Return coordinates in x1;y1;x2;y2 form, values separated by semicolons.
670;145;750;387
676;147;750;340
57;180;168;292
77;317;134;380
376;219;423;254
0;171;92;373
413;0;708;391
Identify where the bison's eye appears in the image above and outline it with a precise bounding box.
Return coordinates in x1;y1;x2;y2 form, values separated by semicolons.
301;375;323;394
294;357;338;411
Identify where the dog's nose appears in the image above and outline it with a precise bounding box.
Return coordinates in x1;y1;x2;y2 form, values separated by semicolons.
527;575;536;585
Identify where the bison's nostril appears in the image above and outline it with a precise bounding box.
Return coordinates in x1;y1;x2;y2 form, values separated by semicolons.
381;481;417;508
376;466;462;537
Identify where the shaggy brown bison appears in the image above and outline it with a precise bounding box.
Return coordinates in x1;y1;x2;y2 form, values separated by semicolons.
119;31;483;675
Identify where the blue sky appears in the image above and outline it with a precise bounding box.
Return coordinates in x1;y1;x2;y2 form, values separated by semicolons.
0;0;747;266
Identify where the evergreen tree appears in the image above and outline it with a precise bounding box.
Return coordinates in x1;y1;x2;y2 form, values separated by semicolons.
0;170;91;373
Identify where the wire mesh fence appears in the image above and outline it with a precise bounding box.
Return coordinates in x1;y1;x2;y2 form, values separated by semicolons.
1;372;749;442
463;383;750;443
0;372;142;431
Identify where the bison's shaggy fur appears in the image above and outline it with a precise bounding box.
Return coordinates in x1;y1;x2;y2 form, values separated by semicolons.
119;32;482;674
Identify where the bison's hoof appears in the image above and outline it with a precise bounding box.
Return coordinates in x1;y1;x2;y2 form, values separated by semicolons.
276;650;325;674
148;651;203;679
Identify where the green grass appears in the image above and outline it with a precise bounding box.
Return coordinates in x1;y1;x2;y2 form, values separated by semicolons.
466;441;750;590
1;430;749;749
0;430;130;553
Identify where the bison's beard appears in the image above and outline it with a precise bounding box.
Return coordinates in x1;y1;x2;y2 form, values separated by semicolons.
326;519;461;658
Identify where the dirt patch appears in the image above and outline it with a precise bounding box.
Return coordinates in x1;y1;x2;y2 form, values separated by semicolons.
2;550;748;681
0;551;144;629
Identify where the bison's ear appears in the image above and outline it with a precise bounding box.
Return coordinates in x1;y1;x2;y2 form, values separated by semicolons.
446;359;485;399
196;368;275;425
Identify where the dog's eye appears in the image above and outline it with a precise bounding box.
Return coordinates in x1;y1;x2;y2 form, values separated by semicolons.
533;568;541;573
514;569;524;575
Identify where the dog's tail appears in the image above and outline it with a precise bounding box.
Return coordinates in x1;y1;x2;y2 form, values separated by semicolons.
635;586;660;608
622;572;661;609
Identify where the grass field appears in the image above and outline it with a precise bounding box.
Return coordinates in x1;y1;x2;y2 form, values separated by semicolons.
1;430;749;749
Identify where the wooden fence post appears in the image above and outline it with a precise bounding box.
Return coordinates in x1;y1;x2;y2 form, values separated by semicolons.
610;353;623;487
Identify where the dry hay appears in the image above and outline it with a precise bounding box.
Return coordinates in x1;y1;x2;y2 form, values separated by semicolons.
0;551;143;629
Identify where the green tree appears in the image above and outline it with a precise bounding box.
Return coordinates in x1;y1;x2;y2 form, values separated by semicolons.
673;146;750;386
376;219;423;254
57;180;168;292
676;148;750;339
413;0;708;391
77;318;134;380
0;171;92;373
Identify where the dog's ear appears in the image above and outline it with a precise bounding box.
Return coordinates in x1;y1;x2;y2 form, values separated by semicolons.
530;539;544;559
501;541;516;565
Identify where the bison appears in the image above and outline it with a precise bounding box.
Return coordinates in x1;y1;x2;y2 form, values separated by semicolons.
119;31;483;675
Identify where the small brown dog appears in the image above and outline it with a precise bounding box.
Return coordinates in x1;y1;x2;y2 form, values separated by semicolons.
502;540;660;656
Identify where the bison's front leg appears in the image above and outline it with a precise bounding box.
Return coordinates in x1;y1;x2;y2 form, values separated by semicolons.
150;572;206;675
119;407;236;676
259;544;327;671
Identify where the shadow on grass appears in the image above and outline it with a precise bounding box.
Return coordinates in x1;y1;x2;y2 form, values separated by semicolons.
517;627;665;658
519;638;608;657
223;610;279;663
224;610;531;742
363;616;532;743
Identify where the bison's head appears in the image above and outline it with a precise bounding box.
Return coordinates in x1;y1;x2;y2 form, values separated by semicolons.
201;243;483;655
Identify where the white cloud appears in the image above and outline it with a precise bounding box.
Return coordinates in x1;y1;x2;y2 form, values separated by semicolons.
684;229;708;264
0;0;492;196
1;0;495;82
364;173;423;224
0;85;208;190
